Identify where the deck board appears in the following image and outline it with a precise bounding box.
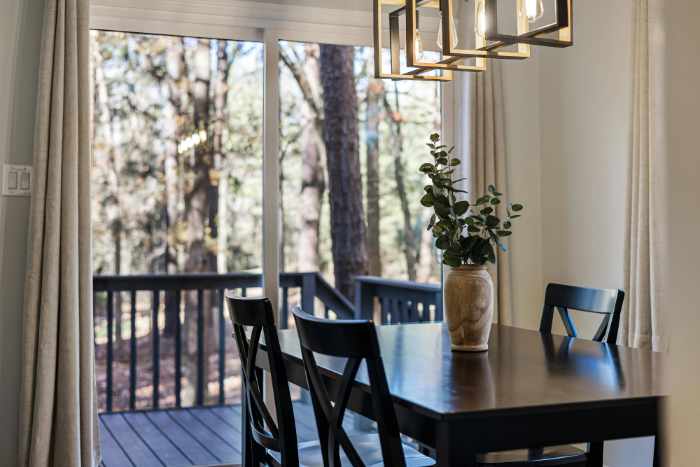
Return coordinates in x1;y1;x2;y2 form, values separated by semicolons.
166;409;240;461
99;419;135;467
146;411;220;465
124;412;192;467
101;413;164;466
100;401;371;467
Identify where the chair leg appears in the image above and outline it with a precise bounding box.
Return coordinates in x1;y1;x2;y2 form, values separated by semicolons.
586;442;604;467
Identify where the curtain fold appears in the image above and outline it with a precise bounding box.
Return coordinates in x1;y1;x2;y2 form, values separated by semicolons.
18;0;100;465
465;61;514;325
622;0;665;351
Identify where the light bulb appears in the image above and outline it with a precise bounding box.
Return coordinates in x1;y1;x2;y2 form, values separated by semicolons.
436;12;459;50
524;0;544;22
415;30;424;58
474;0;487;38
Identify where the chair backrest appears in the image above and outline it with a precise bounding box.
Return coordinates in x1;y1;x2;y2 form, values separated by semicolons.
292;309;407;467
539;283;625;343
225;293;298;466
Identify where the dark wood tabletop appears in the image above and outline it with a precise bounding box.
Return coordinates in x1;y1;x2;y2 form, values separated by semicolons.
257;323;666;466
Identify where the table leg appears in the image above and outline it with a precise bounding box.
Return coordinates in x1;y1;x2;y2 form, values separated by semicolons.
435;422;477;467
653;434;664;467
586;442;604;467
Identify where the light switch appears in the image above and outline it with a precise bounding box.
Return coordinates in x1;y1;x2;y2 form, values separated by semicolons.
3;164;32;197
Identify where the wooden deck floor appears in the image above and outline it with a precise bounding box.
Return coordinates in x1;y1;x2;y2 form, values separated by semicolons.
100;401;368;467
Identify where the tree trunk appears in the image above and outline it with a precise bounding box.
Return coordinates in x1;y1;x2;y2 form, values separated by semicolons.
296;45;326;272
384;83;417;281
365;79;384;277
183;38;218;402
319;45;368;300
416;220;436;282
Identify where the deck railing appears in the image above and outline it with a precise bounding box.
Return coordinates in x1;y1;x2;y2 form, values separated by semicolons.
93;272;441;413
354;276;443;323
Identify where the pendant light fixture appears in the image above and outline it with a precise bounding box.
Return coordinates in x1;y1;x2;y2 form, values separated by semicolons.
373;0;574;81
438;0;531;61
373;0;453;80
484;0;573;48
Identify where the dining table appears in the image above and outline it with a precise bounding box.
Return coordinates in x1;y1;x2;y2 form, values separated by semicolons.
252;322;665;466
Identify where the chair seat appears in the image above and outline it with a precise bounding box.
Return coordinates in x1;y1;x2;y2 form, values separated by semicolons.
477;445;587;466
268;433;436;467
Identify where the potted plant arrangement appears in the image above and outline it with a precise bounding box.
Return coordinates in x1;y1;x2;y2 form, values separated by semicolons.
420;133;524;351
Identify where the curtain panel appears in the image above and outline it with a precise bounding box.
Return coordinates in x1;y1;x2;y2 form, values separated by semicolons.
455;61;514;325
18;0;100;465
622;0;666;351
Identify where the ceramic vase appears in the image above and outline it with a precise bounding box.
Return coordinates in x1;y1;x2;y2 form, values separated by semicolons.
444;265;495;352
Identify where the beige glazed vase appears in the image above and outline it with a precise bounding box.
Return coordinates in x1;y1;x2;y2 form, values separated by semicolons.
444;265;495;352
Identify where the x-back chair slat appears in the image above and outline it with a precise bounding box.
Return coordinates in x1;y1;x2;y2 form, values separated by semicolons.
293;309;430;467
226;293;298;466
540;283;625;343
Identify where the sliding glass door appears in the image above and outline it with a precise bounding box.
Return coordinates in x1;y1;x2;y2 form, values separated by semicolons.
91;30;264;410
277;40;443;325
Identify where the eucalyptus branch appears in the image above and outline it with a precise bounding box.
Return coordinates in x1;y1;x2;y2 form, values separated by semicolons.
420;133;524;267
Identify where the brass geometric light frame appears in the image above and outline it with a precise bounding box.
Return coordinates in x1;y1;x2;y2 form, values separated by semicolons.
484;0;573;48
373;0;453;81
438;0;531;60
403;0;486;74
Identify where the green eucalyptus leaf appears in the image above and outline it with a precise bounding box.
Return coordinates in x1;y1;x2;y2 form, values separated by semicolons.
485;215;500;227
511;203;524;212
476;195;491;205
490;198;501;205
420;163;436;173
435;235;451;249
496;230;512;237
503;221;512;229
443;254;461;267
486;243;496;264
430;133;440;142
450;158;461;166
480;207;493;215
454;200;470;215
467;225;480;233
420;193;434;207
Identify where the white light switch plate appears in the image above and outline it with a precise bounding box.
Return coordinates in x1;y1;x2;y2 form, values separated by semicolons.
3;164;32;197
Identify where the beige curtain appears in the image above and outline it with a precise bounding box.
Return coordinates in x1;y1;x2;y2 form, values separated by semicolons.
464;61;513;325
18;0;100;465
622;0;665;351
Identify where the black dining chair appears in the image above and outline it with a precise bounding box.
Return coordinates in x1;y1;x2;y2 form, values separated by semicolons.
292;309;436;467
477;283;625;467
226;293;301;466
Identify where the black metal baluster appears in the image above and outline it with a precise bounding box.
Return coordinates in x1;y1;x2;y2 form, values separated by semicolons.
175;289;182;408
218;289;225;404
325;304;330;319
106;291;114;412
281;287;289;329
196;289;204;406
129;290;137;410
152;290;160;409
241;287;247;297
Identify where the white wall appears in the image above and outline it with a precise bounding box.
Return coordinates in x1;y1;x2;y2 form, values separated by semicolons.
539;0;633;333
533;0;654;465
0;0;44;465
665;0;700;465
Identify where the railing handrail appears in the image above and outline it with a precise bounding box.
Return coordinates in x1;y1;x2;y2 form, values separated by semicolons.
93;272;263;291
354;275;441;293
